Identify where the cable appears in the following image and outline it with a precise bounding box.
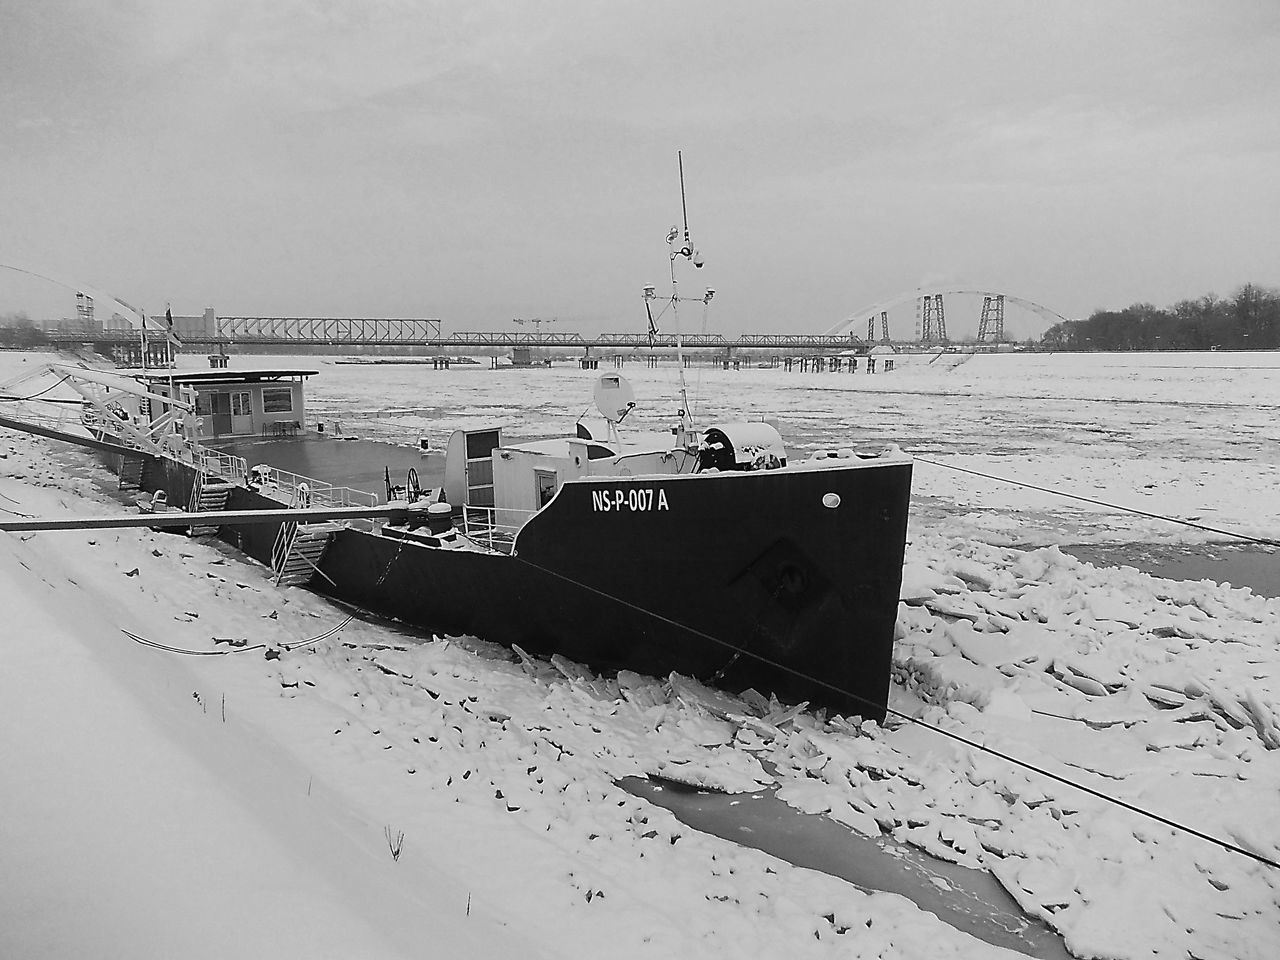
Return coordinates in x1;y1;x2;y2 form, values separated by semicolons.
916;457;1280;549
282;615;355;650
0;375;70;404
123;629;264;656
0;396;86;405
122;614;355;657
508;553;1280;870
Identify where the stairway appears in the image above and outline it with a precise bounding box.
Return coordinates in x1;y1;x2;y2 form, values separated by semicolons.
274;522;341;587
118;456;145;491
188;475;234;536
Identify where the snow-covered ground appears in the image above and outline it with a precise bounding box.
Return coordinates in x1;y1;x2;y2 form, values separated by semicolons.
2;349;1278;959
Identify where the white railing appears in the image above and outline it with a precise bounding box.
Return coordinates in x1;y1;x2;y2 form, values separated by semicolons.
77;407;381;531
459;504;539;554
196;446;249;484
271;520;298;580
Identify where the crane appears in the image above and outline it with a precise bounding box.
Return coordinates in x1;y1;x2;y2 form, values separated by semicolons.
512;317;557;331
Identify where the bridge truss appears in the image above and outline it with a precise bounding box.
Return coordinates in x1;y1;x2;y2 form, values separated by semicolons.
46;326;867;353
218;317;442;343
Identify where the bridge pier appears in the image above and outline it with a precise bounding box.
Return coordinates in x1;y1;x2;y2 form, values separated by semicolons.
103;335;172;368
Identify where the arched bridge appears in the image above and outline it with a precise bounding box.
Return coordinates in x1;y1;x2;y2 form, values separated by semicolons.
825;287;1069;343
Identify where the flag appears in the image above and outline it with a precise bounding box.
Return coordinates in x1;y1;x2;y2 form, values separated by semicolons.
160;305;183;351
645;301;658;345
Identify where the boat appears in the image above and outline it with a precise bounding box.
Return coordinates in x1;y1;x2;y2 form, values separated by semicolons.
0;161;913;720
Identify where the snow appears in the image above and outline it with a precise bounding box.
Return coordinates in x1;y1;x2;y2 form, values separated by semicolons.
2;349;1279;958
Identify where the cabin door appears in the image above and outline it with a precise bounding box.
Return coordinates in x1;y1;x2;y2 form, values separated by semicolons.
229;391;253;435
209;392;233;436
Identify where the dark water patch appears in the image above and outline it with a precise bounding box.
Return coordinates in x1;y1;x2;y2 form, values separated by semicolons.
1065;541;1280;599
619;776;1071;959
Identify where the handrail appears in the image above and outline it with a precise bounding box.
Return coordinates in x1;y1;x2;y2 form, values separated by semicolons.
271;519;298;581
80;408;379;529
249;462;377;509
196;446;249;485
459;503;539;553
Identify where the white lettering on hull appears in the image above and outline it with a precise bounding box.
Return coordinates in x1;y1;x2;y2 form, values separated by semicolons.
590;487;670;512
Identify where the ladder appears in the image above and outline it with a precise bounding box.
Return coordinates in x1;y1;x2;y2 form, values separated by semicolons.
187;473;234;536
118;456;145;491
272;521;341;587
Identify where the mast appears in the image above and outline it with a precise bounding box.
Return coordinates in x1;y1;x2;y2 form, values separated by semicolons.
671;151;691;429
645;151;713;441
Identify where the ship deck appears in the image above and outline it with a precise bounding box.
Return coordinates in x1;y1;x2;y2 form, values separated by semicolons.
206;434;446;500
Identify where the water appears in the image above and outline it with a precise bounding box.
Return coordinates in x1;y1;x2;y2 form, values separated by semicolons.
1067;541;1280;599
620;776;1071;960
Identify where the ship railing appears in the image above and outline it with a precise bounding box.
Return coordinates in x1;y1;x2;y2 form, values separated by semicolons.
195;446;250;485
247;463;380;530
459;504;538;554
79;408;151;454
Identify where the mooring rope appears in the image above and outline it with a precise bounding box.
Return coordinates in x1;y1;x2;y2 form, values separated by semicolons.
915;456;1280;548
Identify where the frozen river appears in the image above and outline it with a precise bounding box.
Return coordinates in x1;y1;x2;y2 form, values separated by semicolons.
294;348;1280;552
3;346;1279;959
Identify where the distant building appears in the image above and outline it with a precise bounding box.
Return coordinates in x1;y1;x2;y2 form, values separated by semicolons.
167;307;218;340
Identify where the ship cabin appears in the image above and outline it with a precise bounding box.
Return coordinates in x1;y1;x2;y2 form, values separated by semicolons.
442;423;685;536
138;369;317;440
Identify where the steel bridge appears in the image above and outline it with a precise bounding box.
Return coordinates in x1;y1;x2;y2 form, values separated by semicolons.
45;324;868;354
217;316;442;344
41;286;1066;353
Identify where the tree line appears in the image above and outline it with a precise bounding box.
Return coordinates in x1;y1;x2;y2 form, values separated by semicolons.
0;313;50;348
1041;284;1279;352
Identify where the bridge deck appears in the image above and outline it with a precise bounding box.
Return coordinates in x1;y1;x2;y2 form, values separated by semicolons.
46;328;874;351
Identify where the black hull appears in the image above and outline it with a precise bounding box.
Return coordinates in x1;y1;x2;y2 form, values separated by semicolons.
109;452;292;565
320;463;911;720
116;451;911;720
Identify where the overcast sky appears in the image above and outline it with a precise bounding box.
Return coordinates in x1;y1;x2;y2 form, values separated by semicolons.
2;1;1277;337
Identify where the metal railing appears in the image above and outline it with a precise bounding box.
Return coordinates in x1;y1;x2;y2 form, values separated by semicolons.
271;520;298;579
196;446;249;484
459;504;540;554
245;462;379;532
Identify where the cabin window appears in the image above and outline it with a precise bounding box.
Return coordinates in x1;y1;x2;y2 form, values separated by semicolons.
262;387;294;413
231;392;251;417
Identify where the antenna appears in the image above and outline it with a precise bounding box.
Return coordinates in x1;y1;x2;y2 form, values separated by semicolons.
679;150;690;246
